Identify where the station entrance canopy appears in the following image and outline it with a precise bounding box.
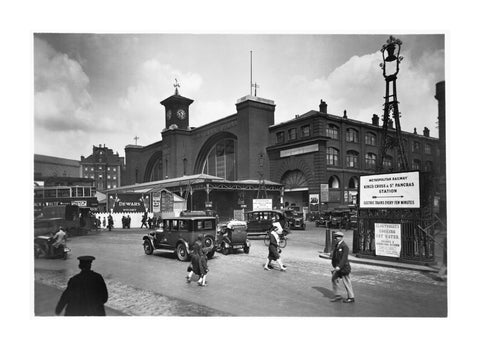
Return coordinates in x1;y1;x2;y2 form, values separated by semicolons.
104;174;284;215
105;174;283;196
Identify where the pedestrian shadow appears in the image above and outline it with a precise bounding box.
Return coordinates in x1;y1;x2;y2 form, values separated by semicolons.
312;286;335;299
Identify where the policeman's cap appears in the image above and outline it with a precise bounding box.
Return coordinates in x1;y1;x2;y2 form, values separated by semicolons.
78;256;95;262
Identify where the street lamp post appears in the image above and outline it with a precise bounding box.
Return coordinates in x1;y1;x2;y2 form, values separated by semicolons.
377;36;409;172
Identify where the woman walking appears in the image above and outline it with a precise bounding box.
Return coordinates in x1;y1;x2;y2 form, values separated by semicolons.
186;243;209;286
264;225;287;271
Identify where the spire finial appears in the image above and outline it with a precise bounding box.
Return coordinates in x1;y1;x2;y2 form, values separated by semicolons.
174;78;180;95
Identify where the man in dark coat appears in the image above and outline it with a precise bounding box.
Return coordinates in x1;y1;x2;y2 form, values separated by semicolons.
55;256;108;316
330;231;355;303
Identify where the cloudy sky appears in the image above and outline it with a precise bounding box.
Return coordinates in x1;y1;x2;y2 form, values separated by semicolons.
34;33;444;160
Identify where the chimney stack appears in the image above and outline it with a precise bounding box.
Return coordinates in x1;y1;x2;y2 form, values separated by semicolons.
423;127;430;137
372;114;379;126
343;110;348;119
319;99;328;113
414;127;417;134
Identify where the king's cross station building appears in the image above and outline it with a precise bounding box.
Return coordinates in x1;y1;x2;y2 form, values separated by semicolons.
106;85;440;220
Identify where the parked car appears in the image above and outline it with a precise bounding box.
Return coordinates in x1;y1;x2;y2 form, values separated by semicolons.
142;216;217;261
284;209;305;230
216;219;250;254
245;210;287;236
315;212;330;227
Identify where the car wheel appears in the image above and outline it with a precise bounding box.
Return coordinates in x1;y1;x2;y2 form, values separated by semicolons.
203;236;214;249
221;242;229;255
244;244;250;254
143;240;153;255
176;243;189;261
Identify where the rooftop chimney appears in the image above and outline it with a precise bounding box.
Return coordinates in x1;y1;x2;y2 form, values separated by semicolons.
343;110;348;119
319;99;328;113
414;127;417;134
372;114;379;126
423;127;430;137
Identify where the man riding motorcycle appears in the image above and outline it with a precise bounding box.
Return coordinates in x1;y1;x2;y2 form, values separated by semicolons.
50;226;67;255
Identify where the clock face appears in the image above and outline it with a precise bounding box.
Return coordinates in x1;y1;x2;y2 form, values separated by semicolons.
177;109;186;119
167;110;172;120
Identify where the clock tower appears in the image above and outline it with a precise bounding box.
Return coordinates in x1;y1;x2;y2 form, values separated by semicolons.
160;80;194;130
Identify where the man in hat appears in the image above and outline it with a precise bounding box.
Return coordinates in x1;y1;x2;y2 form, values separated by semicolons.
330;231;355;303
55;256;109;316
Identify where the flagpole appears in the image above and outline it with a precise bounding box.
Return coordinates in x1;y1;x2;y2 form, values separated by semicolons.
250;51;252;95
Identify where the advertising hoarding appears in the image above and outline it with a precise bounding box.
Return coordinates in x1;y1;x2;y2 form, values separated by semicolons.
374;223;402;257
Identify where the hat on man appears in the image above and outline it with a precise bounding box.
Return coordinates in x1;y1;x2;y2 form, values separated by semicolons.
78;255;95;264
333;231;344;237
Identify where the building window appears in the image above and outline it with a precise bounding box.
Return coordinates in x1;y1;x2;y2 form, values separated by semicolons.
328;175;340;189
326;124;339;139
412;141;421;153
90;176;94;179
383;155;393;169
113;176;116;180
107;167;110;171
288;128;297;140
99;174;102;179
365;153;377;169
301;125;310;138
365;132;376;146
107;175;111;179
99;166;102;170
425;161;433;172
425;143;432;155
346;128;359;143
412;159;421;170
276;132;285;144
113;184;116;188
202;138;237;181
327;147;339;166
113;167;116;172
348;176;359;189
107;184;111;189
346;150;359;168
91;167;94;171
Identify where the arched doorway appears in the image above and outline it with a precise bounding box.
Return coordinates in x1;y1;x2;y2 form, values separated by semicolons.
281;169;309;210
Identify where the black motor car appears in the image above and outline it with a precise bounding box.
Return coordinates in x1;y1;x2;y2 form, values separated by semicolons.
142;216;217;261
284;209;306;230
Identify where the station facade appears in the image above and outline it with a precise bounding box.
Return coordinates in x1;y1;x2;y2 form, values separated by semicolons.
119;87;440;219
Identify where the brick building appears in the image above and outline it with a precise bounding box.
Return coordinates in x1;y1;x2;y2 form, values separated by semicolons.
80;145;125;191
117;84;441;217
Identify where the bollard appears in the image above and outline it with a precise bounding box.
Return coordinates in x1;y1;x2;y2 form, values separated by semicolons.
324;222;331;253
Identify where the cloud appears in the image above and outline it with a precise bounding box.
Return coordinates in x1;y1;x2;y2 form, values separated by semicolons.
34;37;95;132
278;48;444;137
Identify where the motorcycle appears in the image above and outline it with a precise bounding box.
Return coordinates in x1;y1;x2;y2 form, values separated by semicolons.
34;235;71;260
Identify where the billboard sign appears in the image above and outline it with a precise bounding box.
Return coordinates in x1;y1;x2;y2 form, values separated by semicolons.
253;199;272;210
360;171;420;208
113;193;145;213
375;223;402;258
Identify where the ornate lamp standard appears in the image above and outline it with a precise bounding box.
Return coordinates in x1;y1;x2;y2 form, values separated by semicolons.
377;36;409;172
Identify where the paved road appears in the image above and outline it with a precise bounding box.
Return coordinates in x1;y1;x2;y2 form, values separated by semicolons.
34;223;447;316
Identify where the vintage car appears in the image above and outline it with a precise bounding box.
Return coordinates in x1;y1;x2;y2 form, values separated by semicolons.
216;219;250;255
284;209;305;230
142;216;217;261
245;210;287;236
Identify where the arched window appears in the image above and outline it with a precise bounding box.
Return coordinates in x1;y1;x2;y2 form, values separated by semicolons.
412;159;421;170
202;138;237;180
327;147;339;166
346;128;359;143
348;176;359;189
365;132;376;146
346;150;359;168
326;124;339;139
365;153;377;169
328;175;340;189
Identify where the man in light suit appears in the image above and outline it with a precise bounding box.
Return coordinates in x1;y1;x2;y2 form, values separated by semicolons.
330;231;355;303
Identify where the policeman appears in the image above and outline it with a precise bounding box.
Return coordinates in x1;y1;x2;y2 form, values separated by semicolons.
55;256;109;316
